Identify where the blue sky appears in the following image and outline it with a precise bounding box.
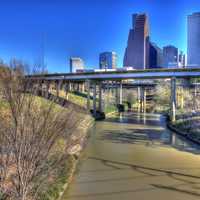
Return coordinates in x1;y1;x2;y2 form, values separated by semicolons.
0;0;199;72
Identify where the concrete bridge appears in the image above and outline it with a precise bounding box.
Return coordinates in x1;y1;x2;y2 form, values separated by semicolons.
27;68;200;121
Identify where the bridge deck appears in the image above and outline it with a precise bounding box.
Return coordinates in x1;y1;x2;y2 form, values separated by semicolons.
28;68;200;81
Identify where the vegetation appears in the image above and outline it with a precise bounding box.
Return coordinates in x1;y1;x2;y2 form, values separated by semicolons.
37;155;75;200
0;66;85;200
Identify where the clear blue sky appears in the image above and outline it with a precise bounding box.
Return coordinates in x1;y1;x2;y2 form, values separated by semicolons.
0;0;199;72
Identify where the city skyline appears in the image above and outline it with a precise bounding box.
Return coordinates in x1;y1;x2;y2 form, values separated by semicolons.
0;0;199;72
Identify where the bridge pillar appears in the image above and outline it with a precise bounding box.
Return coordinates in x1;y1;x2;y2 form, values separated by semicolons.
110;81;114;96
137;87;141;112
170;77;176;122
64;82;69;100
76;83;79;92
70;82;73;92
110;81;113;97
179;86;184;109
193;83;197;110
119;81;123;104
93;82;97;116
98;81;103;112
38;81;43;96
140;88;144;113
142;88;147;113
115;81;118;104
81;82;85;93
56;80;62;97
40;81;45;96
86;80;91;110
45;81;50;98
68;82;72;92
138;87;143;113
137;87;146;113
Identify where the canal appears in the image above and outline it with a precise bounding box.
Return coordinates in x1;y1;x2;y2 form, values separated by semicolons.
62;112;200;200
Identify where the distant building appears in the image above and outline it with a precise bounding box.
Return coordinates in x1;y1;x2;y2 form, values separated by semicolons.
178;51;186;68
162;45;178;68
149;42;163;68
187;12;200;67
123;13;150;69
69;57;84;73
99;52;117;69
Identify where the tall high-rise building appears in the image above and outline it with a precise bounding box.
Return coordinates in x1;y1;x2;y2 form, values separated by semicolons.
162;45;178;68
187;12;200;67
99;52;117;69
179;51;186;68
149;42;163;68
123;13;150;69
69;57;84;73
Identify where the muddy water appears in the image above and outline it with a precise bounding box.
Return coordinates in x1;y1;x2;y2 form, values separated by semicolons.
62;112;200;200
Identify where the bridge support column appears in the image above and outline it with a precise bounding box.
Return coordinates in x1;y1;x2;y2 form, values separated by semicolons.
137;87;141;112
64;82;69;100
71;83;74;92
76;83;79;92
93;82;97;116
81;82;85;93
137;87;146;113
56;80;62;97
194;83;198;110
142;88;147;113
86;80;91;110
140;88;144;113
170;77;176;122
40;81;45;97
68;82;71;92
119;81;123;105
98;81;103;112
115;82;119;104
45;81;50;98
179;87;184;110
138;87;143;113
109;82;113;98
110;81;114;96
38;81;43;96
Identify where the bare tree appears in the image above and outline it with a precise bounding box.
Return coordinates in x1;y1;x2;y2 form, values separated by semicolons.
0;66;83;200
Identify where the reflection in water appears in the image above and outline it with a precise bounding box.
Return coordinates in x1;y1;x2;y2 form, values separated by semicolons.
103;112;200;155
119;113;123;123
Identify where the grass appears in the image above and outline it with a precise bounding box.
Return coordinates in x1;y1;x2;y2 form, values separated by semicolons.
51;89;118;114
37;155;76;200
51;90;91;108
104;104;117;114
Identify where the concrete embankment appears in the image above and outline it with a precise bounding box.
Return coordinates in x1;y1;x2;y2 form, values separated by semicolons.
57;114;94;200
167;121;200;145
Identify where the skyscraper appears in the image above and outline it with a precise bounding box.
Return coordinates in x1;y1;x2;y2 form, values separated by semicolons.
99;52;117;69
187;12;200;67
149;42;163;68
179;51;186;68
69;57;84;73
123;13;150;69
163;45;178;68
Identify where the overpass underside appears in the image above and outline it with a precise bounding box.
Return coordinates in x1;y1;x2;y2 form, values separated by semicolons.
27;74;200;122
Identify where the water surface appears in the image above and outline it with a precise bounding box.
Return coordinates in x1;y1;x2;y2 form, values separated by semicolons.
63;112;200;200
